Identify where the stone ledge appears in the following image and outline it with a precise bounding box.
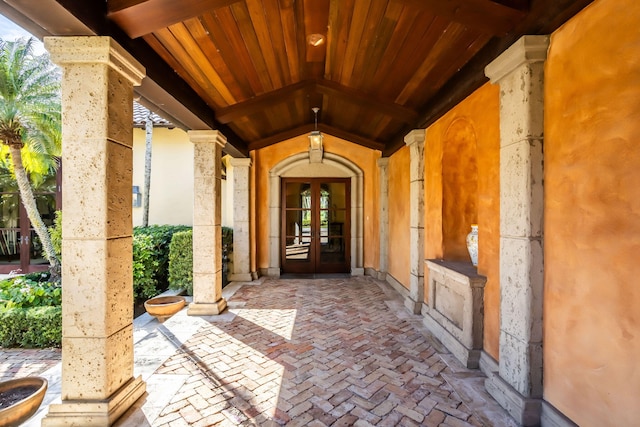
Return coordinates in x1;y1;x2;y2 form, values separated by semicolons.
423;260;486;368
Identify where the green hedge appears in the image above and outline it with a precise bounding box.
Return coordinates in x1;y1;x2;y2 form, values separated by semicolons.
167;227;234;295
0;306;61;348
133;225;190;299
168;229;193;295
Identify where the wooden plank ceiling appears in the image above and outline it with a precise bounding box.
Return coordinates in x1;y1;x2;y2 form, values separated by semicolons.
101;0;591;156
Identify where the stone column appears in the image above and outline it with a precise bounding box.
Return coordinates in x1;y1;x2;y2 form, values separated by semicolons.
404;129;426;314
484;35;549;426
43;36;146;426
188;130;228;315
228;157;253;282
377;157;390;280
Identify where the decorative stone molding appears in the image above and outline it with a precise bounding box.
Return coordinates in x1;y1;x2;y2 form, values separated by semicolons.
485;35;550;84
404;129;426;314
484;35;549;426
267;152;364;276
228;157;253;282
43;36;146;427
423;260;486;368
188;130;228;315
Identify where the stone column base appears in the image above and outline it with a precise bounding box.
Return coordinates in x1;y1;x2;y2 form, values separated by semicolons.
42;376;145;427
541;401;578;427
404;296;422;314
266;268;281;277
485;371;541;426
187;298;227;316
228;273;253;282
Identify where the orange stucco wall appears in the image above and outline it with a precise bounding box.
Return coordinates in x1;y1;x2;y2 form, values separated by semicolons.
544;0;640;424
424;83;501;359
253;135;380;272
387;146;410;288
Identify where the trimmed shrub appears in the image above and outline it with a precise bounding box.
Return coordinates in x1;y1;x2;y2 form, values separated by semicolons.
0;306;62;348
168;229;193;295
132;233;158;299
133;225;190;296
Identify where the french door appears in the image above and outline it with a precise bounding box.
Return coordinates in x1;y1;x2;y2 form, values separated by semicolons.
281;178;350;274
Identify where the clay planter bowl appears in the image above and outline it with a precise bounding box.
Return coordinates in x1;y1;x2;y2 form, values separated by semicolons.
0;377;48;427
144;295;186;323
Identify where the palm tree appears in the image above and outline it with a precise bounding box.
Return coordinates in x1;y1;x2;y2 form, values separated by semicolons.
0;37;61;273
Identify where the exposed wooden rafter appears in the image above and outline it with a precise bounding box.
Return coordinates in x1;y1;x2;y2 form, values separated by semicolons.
248;123;384;152
216;79;418;125
107;0;242;38
397;0;528;36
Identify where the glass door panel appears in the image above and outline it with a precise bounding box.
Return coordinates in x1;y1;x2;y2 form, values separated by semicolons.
283;181;314;272
318;181;349;270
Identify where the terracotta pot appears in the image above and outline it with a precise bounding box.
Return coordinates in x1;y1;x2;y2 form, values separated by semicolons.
0;377;48;427
144;295;186;323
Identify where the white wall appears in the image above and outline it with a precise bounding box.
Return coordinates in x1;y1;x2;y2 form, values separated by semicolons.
132;127;233;227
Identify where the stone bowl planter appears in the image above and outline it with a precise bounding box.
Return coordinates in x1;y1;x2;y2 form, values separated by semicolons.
144;295;186;323
0;377;48;427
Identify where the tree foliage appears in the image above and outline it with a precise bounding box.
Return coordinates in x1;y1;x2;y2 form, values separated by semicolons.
0;37;61;274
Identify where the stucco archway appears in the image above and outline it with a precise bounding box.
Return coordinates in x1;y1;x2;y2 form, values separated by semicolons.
267;152;364;276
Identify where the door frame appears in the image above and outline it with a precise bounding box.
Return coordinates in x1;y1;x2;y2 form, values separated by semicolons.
267;152;364;277
280;178;351;274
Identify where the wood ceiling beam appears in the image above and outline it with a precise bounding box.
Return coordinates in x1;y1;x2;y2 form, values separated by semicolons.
216;79;418;125
318;124;385;151
248;124;315;151
216;81;315;124
396;0;527;36
247;123;384;152
316;80;418;124
107;0;242;38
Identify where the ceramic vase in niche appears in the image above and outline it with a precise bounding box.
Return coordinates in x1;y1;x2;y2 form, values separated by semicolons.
466;224;478;266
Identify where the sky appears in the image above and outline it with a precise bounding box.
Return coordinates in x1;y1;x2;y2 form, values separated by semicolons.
0;13;46;54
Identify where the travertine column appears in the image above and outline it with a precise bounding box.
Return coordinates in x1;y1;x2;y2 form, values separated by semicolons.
404;129;426;314
43;36;146;426
377;157;390;280
484;35;549;426
228;157;253;282
188;130;228;315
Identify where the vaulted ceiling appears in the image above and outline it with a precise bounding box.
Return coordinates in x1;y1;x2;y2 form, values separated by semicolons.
1;0;593;156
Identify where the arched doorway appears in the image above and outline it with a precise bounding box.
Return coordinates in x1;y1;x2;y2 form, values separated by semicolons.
268;152;364;276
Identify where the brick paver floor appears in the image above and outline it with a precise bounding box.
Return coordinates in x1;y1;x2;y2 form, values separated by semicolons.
154;276;488;426
0;348;61;382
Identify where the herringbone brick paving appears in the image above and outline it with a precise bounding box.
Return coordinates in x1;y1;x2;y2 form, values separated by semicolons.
154;276;486;426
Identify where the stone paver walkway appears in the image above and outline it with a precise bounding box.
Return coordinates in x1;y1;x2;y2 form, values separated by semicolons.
0;348;60;381
149;276;513;426
5;276;516;426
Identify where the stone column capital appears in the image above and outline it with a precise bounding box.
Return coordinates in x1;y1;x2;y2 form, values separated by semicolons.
404;129;426;147
188;130;227;148
45;36;145;86
485;35;550;84
377;157;389;168
229;157;252;168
